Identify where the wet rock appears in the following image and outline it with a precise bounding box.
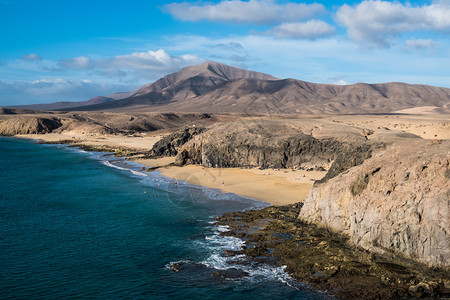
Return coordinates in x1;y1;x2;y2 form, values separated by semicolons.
210;268;249;279
217;203;450;300
170;261;249;281
170;262;182;272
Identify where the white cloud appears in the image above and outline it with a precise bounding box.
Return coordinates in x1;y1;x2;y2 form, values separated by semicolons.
20;53;42;61
406;39;437;49
57;49;203;78
102;49;201;72
60;56;92;70
0;49;204;105
212;42;245;52
162;34;450;88
336;0;450;47
164;0;325;24
266;20;335;39
335;79;348;85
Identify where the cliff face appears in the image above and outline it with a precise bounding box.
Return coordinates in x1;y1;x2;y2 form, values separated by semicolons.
149;127;206;157
299;139;450;268
174;121;362;169
0;117;62;135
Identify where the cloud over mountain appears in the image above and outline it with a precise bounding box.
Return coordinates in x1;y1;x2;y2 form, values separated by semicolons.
59;49;203;77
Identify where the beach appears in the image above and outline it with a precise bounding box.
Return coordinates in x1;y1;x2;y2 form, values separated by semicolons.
15;111;450;206
16;132;322;206
158;165;326;205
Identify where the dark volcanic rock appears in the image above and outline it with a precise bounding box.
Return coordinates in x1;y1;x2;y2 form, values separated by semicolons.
176;123;347;169
149;127;206;157
317;143;383;184
173;121;382;174
216;204;450;300
169;261;249;281
210;268;249;279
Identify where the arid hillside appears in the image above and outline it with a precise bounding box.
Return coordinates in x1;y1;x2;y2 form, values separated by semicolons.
8;61;450;115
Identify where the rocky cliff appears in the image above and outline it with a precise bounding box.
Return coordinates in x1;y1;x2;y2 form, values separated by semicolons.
0;116;62;135
173;121;358;169
299;139;450;269
149;127;206;157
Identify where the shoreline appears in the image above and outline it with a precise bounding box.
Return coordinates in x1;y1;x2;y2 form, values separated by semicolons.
216;203;450;299
14;133;325;206
6;133;450;299
158;165;325;206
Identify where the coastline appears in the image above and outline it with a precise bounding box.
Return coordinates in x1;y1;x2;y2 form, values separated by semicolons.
158;165;325;206
8;132;450;298
15;133;325;206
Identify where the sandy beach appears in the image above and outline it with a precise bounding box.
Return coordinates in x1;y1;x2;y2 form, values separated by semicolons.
158;165;326;205
16;132;165;151
16;132;328;206
14;112;449;206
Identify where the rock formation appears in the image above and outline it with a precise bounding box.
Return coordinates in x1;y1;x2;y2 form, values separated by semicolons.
299;139;450;268
0;116;62;135
149;127;206;157
173;121;354;168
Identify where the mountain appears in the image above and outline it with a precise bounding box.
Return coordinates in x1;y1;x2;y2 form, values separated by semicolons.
65;61;279;111
9;96;116;111
7;61;450;114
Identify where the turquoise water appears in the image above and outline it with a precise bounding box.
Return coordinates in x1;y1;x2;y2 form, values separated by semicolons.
0;137;330;299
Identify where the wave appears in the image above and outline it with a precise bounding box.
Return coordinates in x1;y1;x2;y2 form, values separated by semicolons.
197;224;305;290
100;160;148;178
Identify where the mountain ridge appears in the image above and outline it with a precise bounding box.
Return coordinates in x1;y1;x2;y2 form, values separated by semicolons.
6;61;450;114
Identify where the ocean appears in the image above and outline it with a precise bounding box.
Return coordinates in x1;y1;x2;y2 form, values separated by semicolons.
0;137;330;299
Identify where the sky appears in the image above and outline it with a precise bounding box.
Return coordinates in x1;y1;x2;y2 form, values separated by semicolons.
0;0;449;105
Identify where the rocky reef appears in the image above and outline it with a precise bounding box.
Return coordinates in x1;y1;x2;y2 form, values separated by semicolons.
300;139;450;269
217;203;450;299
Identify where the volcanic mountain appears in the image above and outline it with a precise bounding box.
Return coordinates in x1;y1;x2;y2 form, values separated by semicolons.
10;61;450;114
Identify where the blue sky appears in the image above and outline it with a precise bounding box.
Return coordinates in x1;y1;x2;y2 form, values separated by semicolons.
1;0;449;105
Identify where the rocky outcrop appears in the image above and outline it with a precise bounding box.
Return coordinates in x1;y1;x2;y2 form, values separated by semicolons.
174;121;376;170
217;203;450;299
149;127;206;157
0;117;62;135
299;139;450;268
317;143;383;183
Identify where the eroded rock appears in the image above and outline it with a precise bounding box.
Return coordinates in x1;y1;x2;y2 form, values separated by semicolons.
300;139;450;269
0;116;62;135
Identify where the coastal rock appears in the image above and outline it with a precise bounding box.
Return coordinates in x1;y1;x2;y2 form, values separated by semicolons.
217;203;450;299
0;116;62;135
149;127;206;156
299;139;450;268
174;121;366;169
169;261;249;280
209;268;249;279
